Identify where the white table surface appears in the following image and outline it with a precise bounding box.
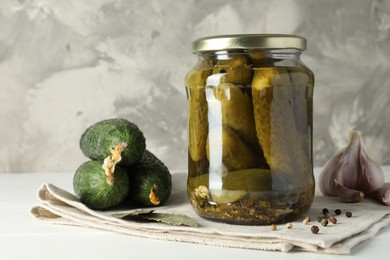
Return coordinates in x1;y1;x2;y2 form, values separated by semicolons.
1;167;389;260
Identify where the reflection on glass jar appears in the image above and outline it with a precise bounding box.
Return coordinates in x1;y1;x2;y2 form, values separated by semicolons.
186;34;315;225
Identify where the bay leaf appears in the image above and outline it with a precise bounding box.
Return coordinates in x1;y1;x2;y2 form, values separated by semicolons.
111;209;154;219
111;210;198;228
140;212;198;228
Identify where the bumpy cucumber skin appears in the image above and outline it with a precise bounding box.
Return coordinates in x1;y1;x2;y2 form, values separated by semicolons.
80;118;146;166
127;150;172;207
73;161;129;210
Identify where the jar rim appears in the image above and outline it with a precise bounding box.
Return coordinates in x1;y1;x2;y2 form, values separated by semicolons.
192;34;307;53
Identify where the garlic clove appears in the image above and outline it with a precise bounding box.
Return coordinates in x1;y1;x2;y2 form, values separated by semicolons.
335;131;361;190
318;150;344;196
334;179;365;203
368;183;390;206
358;148;385;194
319;130;385;204
319;131;361;197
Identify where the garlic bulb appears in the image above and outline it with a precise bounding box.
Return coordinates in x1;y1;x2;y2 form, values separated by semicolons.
319;131;386;203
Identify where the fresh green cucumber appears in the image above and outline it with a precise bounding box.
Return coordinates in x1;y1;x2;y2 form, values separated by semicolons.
73;160;129;209
127;150;172;207
80;118;146;167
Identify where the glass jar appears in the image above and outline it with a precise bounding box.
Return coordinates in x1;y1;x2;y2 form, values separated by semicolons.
185;34;315;225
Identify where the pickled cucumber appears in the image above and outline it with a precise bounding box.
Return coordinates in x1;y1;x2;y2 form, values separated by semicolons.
288;68;314;161
73;160;129;210
212;55;252;85
206;126;260;171
80;118;146;167
211;190;247;204
252;68;312;187
251;68;297;174
288;68;315;188
188;169;272;192
186;68;211;162
208;83;265;156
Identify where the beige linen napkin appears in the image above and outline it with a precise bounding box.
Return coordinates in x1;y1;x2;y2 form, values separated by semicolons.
30;172;390;254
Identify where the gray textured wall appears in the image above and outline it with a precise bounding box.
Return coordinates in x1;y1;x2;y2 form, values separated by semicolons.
1;0;389;173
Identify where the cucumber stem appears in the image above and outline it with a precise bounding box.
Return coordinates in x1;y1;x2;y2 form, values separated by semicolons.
149;184;161;205
102;143;127;184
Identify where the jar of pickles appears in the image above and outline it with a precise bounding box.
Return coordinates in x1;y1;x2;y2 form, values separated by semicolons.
185;34;315;225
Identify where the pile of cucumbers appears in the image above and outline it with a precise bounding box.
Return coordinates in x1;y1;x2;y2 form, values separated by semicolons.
73;118;172;210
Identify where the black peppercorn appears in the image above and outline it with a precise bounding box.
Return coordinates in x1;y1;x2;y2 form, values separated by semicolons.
345;211;352;218
334;209;342;215
311;225;319;234
322;208;329;215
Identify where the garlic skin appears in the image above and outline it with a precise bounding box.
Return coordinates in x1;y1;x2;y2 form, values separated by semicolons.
319;131;385;203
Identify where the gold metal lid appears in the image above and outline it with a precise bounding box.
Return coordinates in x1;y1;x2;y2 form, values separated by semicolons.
192;34;307;53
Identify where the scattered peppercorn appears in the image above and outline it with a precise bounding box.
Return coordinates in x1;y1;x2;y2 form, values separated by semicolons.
329;216;337;224
334;209;342;215
311;225;319;234
345;211;352;218
271;224;277;231
322;208;329;215
303;217;310;225
286;223;293;229
320;218;328;226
